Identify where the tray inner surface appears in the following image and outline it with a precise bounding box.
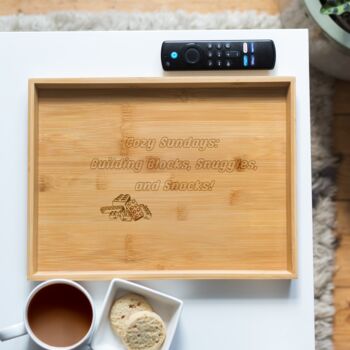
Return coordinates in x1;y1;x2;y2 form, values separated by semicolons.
29;78;295;280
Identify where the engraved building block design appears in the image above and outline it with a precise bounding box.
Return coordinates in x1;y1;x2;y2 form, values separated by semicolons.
125;199;144;221
100;194;152;222
140;204;152;220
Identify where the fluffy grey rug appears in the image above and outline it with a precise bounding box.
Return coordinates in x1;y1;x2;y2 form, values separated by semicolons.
0;10;337;349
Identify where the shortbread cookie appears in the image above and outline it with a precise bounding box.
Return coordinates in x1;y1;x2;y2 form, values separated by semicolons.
123;311;166;350
110;294;152;338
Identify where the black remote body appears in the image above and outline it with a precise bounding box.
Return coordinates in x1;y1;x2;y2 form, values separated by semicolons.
161;40;276;71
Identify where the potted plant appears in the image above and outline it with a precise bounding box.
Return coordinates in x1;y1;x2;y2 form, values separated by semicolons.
321;0;350;32
279;0;350;80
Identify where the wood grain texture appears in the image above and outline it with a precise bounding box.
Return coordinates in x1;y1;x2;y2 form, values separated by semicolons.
337;156;350;201
28;76;296;280
0;0;278;15
334;87;350;202
334;115;350;154
336;202;350;237
333;80;350;350
334;233;350;287
334;80;350;115
334;288;350;350
28;80;39;278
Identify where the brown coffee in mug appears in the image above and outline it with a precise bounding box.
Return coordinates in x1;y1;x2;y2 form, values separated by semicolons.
27;283;93;347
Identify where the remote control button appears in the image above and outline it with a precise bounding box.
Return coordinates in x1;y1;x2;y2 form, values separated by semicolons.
225;60;232;68
225;43;231;49
243;42;248;53
184;47;201;64
216;51;222;58
216;43;222;50
208;51;213;58
225;50;240;58
250;42;255;53
251;55;255;66
243;55;248;67
208;43;213;49
217;60;222;67
170;51;178;59
165;61;171;67
208;60;213;67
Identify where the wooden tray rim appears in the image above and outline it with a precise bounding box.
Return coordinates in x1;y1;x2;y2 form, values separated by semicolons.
28;76;296;281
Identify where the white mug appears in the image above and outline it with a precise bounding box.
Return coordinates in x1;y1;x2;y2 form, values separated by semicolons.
0;279;95;350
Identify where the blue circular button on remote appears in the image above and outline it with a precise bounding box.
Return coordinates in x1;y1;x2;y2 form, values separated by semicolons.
170;51;178;59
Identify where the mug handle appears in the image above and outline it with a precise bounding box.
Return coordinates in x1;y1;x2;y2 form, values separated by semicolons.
0;323;27;341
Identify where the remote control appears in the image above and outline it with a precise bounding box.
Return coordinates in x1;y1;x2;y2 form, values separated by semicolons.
161;40;276;71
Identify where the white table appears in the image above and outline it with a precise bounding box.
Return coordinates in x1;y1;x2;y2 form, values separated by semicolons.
0;29;314;350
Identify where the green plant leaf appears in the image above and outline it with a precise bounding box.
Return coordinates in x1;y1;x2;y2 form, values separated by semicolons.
321;0;350;15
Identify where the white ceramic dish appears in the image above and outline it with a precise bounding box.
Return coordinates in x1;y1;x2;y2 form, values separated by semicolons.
91;279;183;350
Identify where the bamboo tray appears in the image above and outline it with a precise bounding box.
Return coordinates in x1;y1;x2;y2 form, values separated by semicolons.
28;76;296;280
